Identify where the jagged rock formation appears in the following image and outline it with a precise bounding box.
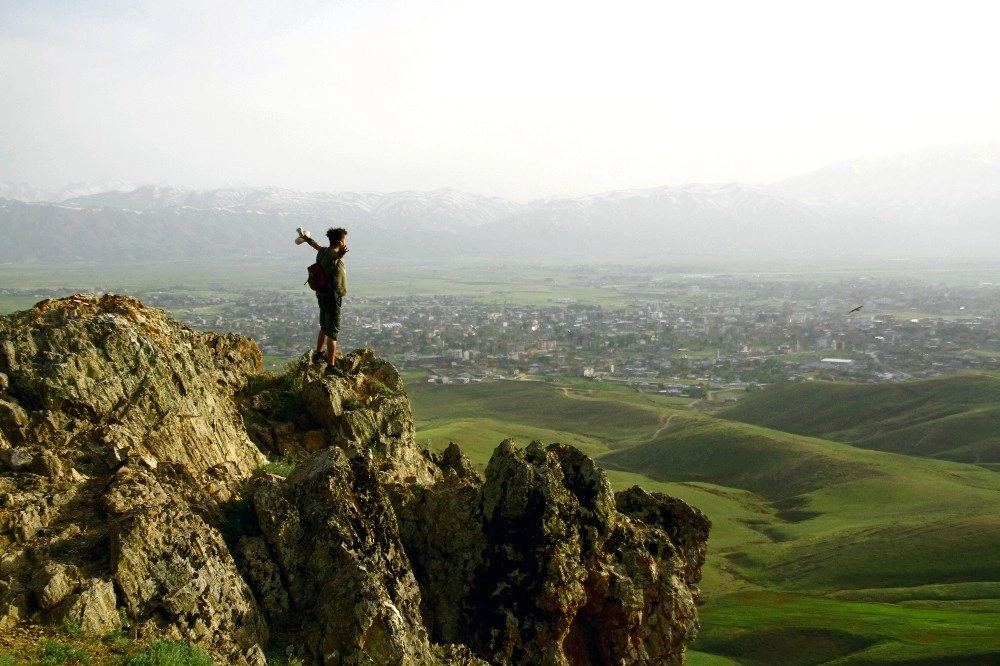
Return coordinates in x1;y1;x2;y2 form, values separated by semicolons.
0;294;710;665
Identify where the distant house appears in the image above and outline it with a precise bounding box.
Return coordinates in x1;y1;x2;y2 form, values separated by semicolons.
818;358;855;369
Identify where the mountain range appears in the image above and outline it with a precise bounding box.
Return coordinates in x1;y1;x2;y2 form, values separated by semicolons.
2;142;998;266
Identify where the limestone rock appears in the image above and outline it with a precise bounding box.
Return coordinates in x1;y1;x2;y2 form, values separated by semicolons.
251;447;435;665
392;438;708;665
57;578;121;634
0;295;272;661
616;484;712;595
233;535;290;627
0;293;265;479
468;439;702;665
31;562;79;610
390;443;486;645
0;475;60;546
108;463;267;657
293;348;439;486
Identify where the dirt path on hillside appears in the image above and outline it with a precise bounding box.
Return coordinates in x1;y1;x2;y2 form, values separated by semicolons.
557;386;597;398
651;413;677;439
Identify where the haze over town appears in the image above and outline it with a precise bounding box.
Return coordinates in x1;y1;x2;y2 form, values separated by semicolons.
2;0;998;201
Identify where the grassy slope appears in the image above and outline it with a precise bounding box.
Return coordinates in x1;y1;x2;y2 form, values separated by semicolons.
409;379;667;450
409;375;1000;665
718;373;1000;463
596;408;1000;591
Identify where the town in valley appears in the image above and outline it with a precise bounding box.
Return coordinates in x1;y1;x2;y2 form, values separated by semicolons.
6;267;999;395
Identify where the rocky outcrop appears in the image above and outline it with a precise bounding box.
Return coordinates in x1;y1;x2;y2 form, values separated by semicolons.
104;463;269;663
249;447;435;664
465;441;707;665
0;294;270;664
0;294;710;665
0;293;264;481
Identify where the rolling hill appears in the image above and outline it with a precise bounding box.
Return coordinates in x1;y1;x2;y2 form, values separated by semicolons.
718;372;1000;464
407;373;1000;664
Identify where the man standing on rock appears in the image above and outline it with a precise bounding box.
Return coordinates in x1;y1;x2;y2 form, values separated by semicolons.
299;227;348;375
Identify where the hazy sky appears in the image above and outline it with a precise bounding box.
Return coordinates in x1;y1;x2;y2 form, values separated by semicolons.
2;0;998;200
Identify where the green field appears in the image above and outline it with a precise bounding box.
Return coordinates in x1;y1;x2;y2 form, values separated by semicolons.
9;257;1000;311
0;260;638;307
720;373;1000;464
408;374;1000;665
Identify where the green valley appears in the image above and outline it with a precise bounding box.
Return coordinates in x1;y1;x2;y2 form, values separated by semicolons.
408;373;1000;665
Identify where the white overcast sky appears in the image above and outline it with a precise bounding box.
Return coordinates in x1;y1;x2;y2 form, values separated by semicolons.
2;0;998;200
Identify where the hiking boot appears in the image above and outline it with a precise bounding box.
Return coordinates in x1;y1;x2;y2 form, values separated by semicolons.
312;351;325;364
324;364;345;377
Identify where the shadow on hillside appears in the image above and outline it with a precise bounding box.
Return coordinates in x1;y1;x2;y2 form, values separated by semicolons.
695;627;877;665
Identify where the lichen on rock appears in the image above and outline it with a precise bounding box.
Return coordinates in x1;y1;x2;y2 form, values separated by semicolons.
0;294;710;665
0;293;265;481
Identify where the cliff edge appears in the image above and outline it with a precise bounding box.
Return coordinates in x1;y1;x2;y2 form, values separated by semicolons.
0;294;710;665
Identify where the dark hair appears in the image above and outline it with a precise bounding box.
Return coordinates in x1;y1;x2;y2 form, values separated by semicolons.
326;227;347;244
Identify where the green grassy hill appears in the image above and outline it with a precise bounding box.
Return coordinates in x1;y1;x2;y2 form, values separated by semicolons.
409;379;668;452
600;410;1000;590
408;374;1000;664
719;372;1000;464
599;417;880;500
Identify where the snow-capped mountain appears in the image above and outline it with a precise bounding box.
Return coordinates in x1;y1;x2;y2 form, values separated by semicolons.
2;142;998;265
62;186;525;229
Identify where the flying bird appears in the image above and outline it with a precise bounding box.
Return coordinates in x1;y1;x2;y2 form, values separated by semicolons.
848;305;863;313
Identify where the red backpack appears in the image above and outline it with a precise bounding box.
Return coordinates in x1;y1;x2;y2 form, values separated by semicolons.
306;262;328;291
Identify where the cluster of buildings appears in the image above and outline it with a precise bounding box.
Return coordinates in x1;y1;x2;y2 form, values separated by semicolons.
269;273;996;386
12;271;995;389
345;294;998;386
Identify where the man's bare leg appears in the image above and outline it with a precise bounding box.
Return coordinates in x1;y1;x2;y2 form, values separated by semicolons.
326;338;337;367
316;330;326;356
